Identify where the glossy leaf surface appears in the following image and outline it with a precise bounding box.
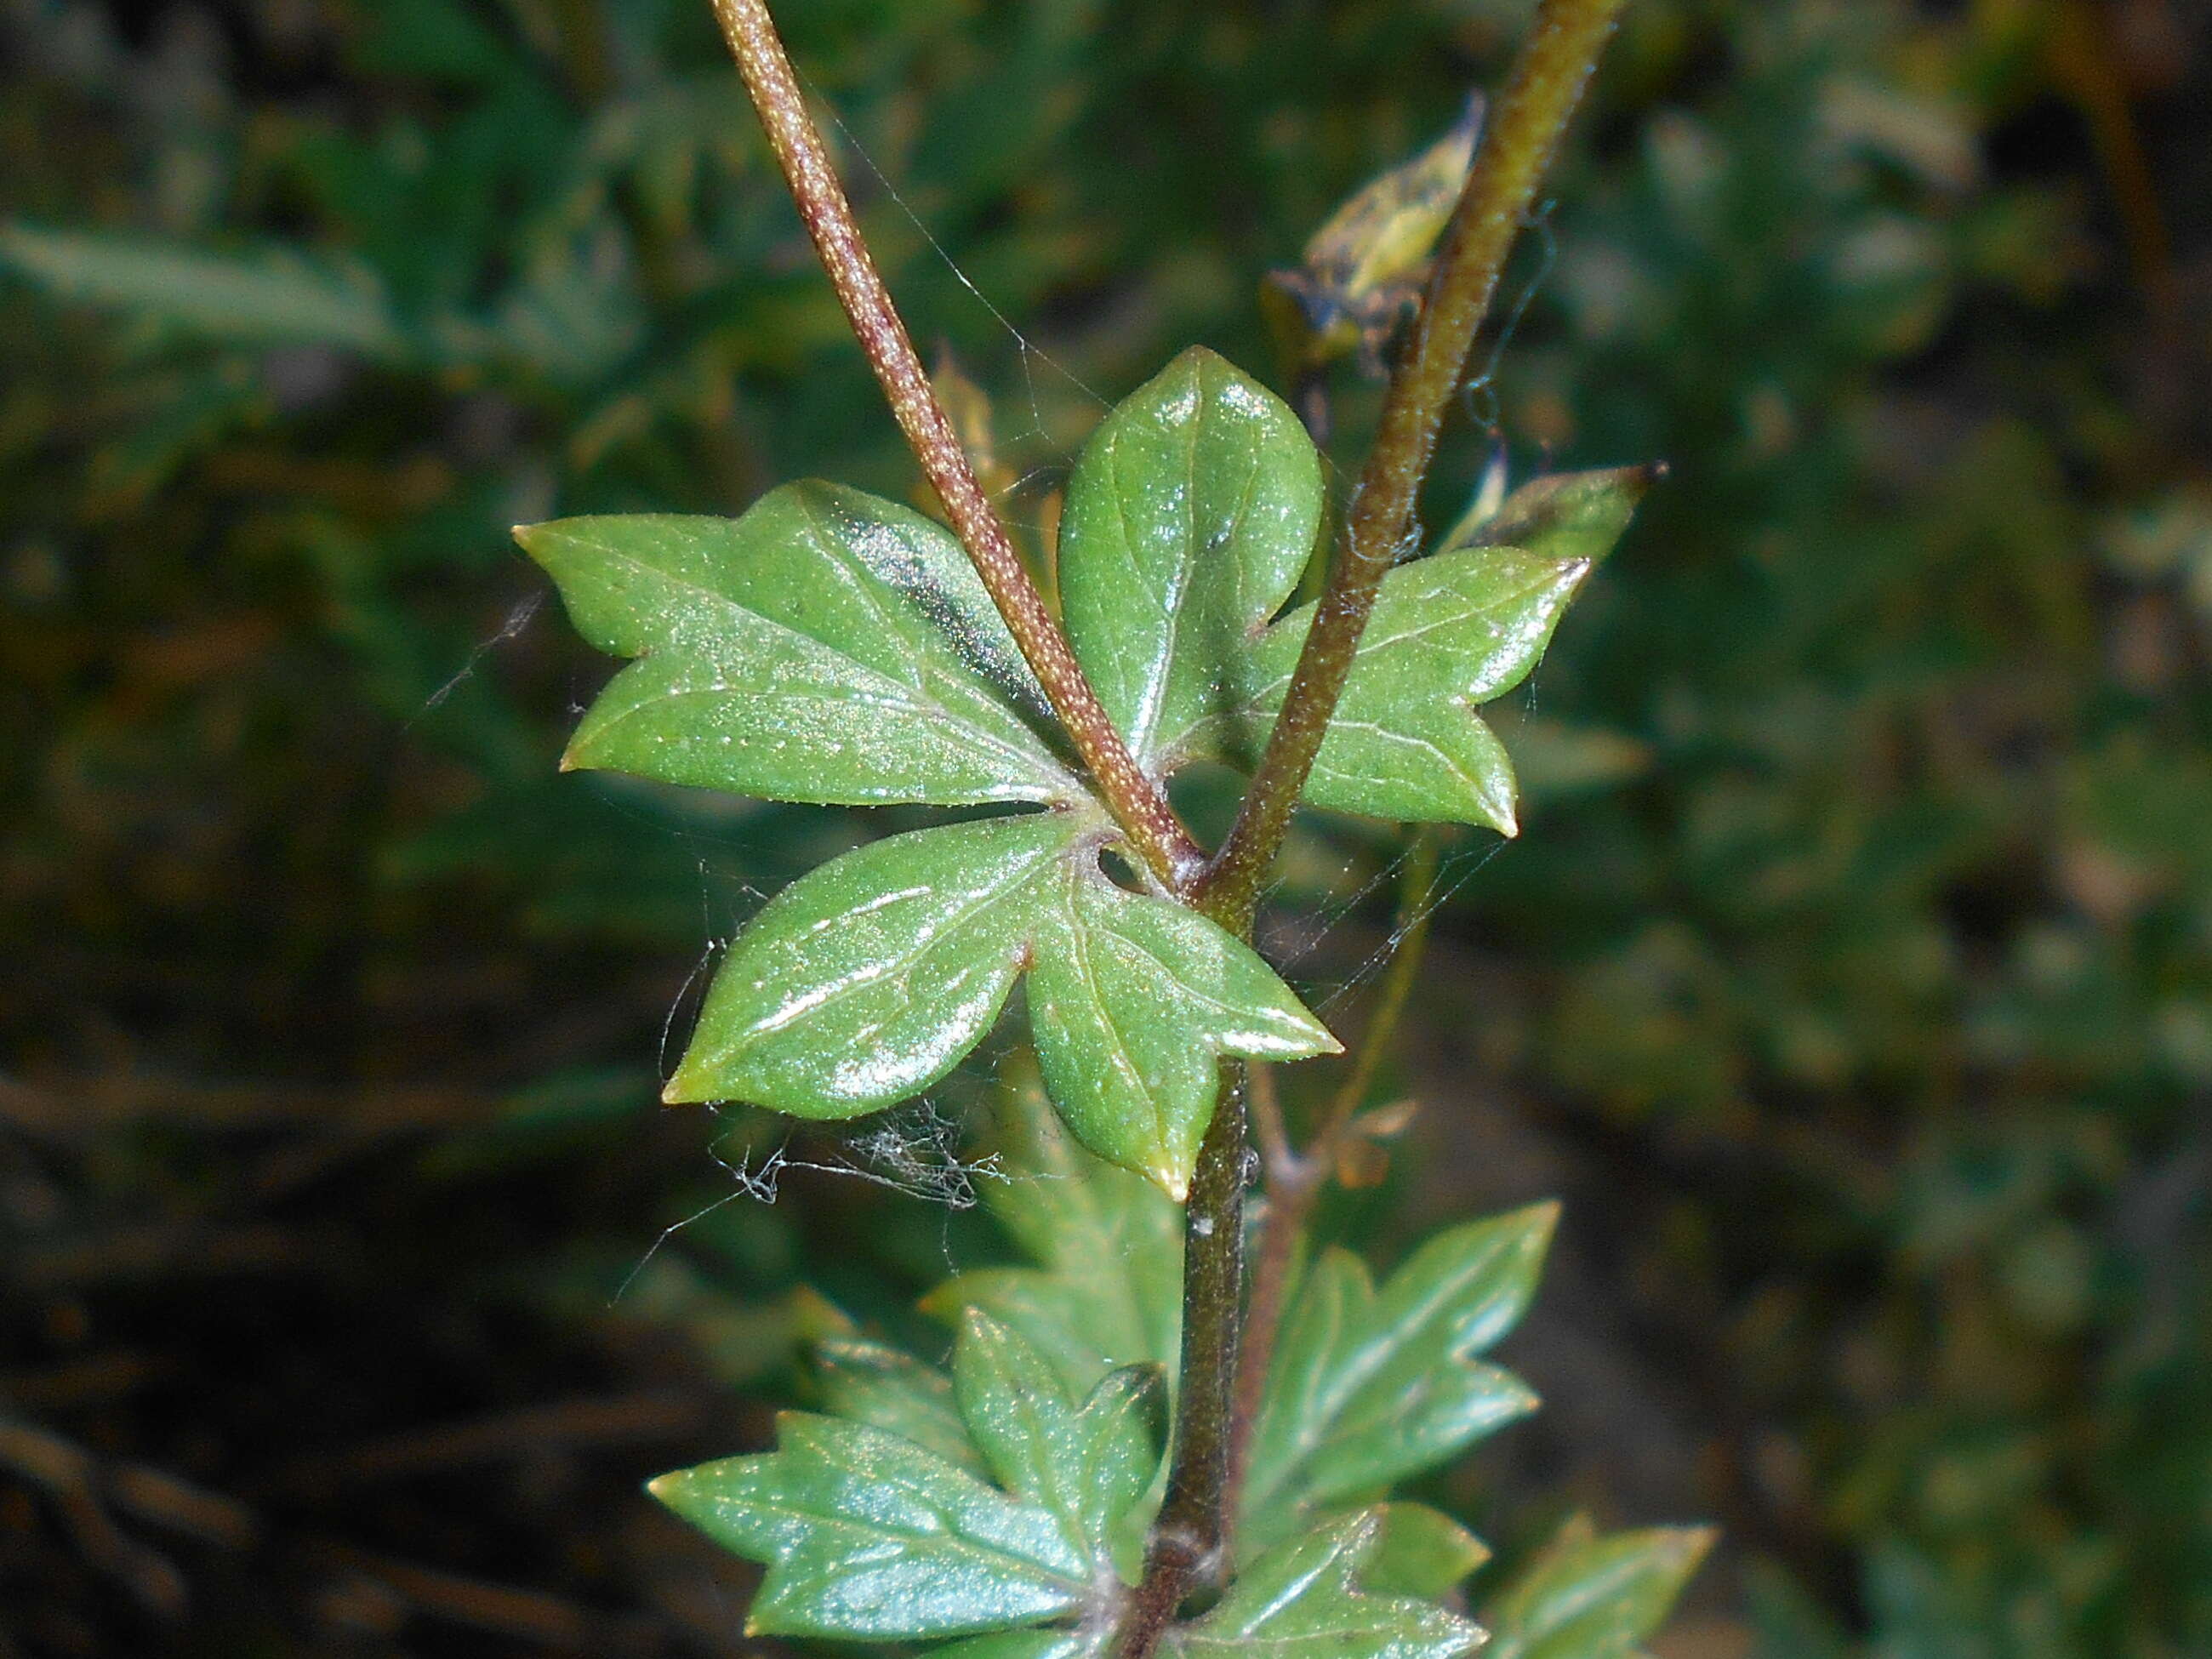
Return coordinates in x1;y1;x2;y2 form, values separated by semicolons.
650;1412;1089;1639
1439;464;1656;567
1059;348;1324;766
668;816;1334;1195
1359;1502;1493;1599
1026;857;1342;1193
667;813;1078;1117
520;484;1072;808
1166;545;1593;832
1240;1205;1555;1552
1480;1516;1713;1659
1171;1511;1484;1659
953;1309;1164;1574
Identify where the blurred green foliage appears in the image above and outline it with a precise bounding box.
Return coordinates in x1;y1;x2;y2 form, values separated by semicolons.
3;0;2207;1655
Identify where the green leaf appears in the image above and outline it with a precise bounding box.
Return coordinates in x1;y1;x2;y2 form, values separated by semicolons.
668;815;1335;1196
927;1058;1183;1398
1479;1516;1713;1659
953;1309;1165;1574
1241;1205;1555;1553
519;483;1073;809
1358;1502;1493;1599
667;813;1077;1116
650;1412;1090;1640
1027;854;1342;1194
1059;348;1325;766
1168;546;1594;833
815;1337;982;1474
1170;1511;1484;1659
1440;465;1657;567
0;223;414;359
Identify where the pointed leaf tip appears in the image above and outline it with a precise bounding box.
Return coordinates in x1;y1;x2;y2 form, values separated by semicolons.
674;816;1331;1194
524;488;1074;808
1059;349;1324;766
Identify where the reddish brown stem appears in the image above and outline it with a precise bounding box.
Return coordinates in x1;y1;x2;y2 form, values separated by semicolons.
704;0;1206;890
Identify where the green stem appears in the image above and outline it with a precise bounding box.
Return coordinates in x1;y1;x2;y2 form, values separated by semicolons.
704;0;1206;891
1224;828;1443;1545
1196;0;1628;929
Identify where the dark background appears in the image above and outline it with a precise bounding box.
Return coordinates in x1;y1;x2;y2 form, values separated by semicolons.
3;0;2209;1653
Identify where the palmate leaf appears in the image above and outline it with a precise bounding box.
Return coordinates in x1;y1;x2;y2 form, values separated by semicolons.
520;483;1072;808
1479;1516;1713;1659
652;1412;1089;1640
1240;1205;1556;1556
653;1311;1161;1642
1162;544;1596;834
925;1513;1485;1659
519;353;1626;1200
954;1308;1166;1577
1140;460;1647;832
1059;348;1325;767
665;812;1337;1196
926;1057;1183;1394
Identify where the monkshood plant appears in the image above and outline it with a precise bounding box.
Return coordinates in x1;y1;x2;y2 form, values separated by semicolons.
522;1;1707;1654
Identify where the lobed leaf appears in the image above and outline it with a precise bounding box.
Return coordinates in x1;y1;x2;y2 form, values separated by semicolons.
1172;1511;1485;1659
1240;1205;1555;1554
1438;464;1659;567
519;483;1072;809
1028;856;1343;1191
1359;1502;1494;1599
668;812;1075;1117
1165;544;1594;833
953;1309;1165;1576
926;1058;1183;1398
1059;348;1325;767
667;815;1336;1197
649;1413;1090;1640
1479;1516;1713;1659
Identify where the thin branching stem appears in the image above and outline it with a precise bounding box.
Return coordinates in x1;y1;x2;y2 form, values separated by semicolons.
1125;6;1626;1648
706;1;1622;1650
704;0;1206;890
1196;0;1629;930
